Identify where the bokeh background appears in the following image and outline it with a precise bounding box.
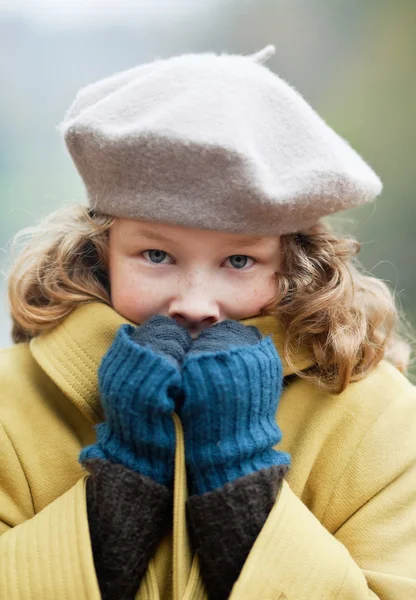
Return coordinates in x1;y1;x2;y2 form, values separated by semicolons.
0;0;415;378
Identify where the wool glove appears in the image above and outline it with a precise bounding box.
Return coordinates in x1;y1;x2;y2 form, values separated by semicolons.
179;320;291;496
79;315;192;488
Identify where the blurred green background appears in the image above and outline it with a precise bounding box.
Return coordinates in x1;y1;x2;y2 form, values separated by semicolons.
0;0;415;379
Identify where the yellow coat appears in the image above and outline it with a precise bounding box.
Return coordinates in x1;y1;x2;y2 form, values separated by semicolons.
0;302;415;599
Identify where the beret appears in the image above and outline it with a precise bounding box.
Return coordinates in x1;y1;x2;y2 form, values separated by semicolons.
58;45;382;236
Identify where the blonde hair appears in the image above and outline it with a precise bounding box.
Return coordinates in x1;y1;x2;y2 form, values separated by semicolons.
6;204;415;394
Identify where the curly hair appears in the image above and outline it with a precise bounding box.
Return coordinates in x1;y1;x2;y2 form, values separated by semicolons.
5;204;415;394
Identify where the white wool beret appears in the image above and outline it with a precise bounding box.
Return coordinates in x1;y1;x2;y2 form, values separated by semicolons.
58;45;382;235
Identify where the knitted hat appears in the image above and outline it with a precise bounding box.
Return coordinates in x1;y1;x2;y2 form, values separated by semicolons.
58;45;382;236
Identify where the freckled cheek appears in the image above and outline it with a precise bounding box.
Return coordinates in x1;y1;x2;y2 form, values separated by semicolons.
230;278;277;315
110;265;141;313
110;265;171;322
235;290;265;314
221;284;248;312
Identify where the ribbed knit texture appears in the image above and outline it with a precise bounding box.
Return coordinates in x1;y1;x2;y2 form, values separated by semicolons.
181;329;291;495
79;324;181;487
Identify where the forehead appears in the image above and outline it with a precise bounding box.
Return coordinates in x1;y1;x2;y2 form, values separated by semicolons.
114;218;279;249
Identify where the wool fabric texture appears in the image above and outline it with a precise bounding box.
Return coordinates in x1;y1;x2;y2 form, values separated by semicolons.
79;323;183;487
186;464;289;600
180;321;291;495
58;45;382;236
85;458;172;600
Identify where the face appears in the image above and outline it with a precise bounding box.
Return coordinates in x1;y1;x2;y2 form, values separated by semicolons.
108;218;282;337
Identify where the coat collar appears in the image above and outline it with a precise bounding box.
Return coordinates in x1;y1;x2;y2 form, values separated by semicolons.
30;302;315;423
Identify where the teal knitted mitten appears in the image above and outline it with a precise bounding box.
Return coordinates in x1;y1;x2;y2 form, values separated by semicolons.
180;320;291;495
79;316;192;488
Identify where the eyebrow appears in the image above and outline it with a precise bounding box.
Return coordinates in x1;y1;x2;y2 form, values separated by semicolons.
128;229;267;248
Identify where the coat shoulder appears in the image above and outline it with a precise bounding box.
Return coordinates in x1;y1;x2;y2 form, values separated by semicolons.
282;358;416;517
320;361;416;532
0;343;91;511
0;343;41;402
349;358;415;403
0;342;49;408
0;342;84;441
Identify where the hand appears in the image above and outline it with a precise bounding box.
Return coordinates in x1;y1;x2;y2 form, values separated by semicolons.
179;320;291;496
79;315;192;488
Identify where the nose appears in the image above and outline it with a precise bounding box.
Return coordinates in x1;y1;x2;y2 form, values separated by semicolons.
168;291;220;335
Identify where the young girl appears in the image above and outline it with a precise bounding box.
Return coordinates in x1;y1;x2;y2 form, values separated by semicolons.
1;45;415;600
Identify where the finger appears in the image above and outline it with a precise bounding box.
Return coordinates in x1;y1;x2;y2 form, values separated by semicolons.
190;320;262;353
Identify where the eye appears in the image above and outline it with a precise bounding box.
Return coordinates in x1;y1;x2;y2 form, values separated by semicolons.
226;255;255;269
141;250;255;269
142;249;173;264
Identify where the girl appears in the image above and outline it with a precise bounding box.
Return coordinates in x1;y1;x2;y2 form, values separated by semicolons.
0;45;415;600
